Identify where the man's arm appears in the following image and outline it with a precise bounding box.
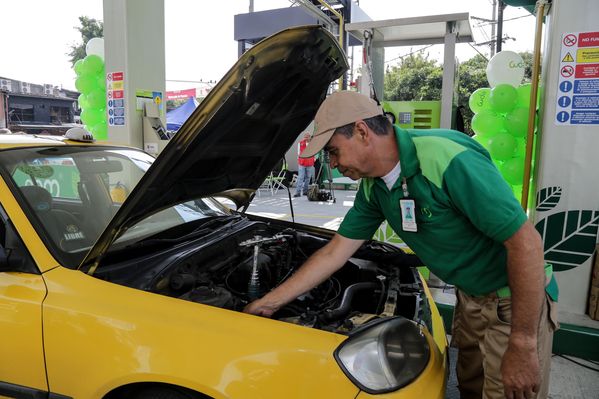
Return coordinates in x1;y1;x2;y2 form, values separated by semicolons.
501;221;545;399
243;234;365;317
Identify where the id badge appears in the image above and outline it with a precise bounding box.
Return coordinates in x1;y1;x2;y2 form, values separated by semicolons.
399;199;418;232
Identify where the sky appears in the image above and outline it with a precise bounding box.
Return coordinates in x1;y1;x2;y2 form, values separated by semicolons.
0;0;538;92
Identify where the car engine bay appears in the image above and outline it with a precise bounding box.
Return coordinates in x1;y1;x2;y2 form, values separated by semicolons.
98;218;432;335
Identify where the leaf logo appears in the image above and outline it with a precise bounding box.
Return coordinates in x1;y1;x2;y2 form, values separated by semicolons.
536;186;562;212
535;210;599;271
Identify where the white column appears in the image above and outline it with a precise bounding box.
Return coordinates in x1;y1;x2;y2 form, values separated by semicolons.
440;22;457;129
103;0;165;148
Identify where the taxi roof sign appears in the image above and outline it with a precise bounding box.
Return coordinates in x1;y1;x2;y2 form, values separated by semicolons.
65;127;95;143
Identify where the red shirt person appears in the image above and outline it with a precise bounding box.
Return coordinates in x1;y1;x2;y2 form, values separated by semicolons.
295;132;315;197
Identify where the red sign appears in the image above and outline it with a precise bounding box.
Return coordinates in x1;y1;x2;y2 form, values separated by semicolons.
575;63;599;78
166;88;197;100
563;34;577;47
579;32;599;48
112;90;124;99
561;65;574;78
112;72;124;81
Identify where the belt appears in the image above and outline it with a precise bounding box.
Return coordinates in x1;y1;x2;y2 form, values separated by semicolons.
496;264;554;298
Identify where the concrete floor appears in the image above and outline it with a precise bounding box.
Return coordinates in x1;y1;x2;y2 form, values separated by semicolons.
246;187;599;399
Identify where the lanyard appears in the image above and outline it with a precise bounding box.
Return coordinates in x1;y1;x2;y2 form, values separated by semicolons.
401;177;410;198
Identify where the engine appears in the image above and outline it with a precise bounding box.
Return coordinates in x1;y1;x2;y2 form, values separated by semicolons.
142;222;429;334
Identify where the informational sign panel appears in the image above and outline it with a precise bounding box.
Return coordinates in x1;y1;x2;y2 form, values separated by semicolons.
106;71;126;127
136;90;163;111
556;31;599;125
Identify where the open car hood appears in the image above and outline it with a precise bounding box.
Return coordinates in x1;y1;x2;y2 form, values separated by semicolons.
79;25;348;272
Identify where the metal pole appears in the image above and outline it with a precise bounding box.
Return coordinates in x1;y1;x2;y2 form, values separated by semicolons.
317;0;344;90
249;0;254;13
491;0;497;57
521;1;546;211
496;0;505;52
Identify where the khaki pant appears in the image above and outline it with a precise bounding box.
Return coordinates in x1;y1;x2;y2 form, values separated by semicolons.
451;290;558;399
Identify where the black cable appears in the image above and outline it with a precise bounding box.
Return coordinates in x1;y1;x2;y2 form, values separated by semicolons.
555;354;599;373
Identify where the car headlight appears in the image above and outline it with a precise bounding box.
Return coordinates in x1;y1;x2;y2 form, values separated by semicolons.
334;317;430;394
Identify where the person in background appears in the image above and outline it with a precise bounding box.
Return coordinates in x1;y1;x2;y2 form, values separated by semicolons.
246;91;557;399
294;131;315;197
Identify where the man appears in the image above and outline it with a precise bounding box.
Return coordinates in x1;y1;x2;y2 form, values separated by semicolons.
294;131;315;197
245;91;557;399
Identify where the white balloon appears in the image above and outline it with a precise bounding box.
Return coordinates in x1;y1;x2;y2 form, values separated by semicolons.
86;37;105;59
486;51;525;88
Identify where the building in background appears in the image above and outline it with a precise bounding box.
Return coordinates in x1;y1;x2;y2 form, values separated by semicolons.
0;76;80;134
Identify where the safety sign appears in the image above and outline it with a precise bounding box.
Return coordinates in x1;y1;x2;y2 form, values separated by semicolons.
556;31;599;125
107;71;126;127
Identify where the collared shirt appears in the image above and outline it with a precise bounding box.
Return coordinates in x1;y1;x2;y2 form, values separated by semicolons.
338;125;529;296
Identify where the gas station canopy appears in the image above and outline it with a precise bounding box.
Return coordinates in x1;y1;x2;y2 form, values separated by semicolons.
345;12;474;47
346;13;475;128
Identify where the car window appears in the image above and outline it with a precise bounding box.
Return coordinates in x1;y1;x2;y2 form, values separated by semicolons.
0;146;230;269
0;146;153;267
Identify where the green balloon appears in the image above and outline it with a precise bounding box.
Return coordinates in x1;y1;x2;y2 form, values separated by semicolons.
80;54;104;75
516;83;532;108
512;184;523;202
515;137;527;156
77;93;89;109
473;134;491;149
489;83;518;114
73;59;85;76
90;123;108;140
87;89;106;109
75;75;96;94
489;132;517;160
95;73;106;90
505;107;530;138
81;108;104;126
471;110;505;137
500;156;525;185
469;88;492;113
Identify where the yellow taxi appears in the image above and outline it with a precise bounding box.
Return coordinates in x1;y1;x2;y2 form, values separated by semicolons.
0;26;447;399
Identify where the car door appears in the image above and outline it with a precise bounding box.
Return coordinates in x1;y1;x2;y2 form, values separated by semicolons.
0;205;48;396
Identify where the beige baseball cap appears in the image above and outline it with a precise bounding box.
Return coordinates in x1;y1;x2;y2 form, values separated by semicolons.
300;91;383;158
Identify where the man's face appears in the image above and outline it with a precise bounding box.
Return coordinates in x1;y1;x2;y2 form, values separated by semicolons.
324;122;371;180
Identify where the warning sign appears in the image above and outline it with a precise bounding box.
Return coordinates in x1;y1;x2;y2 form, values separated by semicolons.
577;48;599;63
575;64;599;79
564;34;577;47
557;31;599;125
106;71;126;127
561;65;575;78
579;31;599;48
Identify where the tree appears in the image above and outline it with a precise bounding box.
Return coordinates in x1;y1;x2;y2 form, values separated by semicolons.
384;53;443;101
68;16;103;66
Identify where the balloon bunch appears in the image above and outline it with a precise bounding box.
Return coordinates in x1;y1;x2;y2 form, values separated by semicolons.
468;51;537;201
73;38;107;140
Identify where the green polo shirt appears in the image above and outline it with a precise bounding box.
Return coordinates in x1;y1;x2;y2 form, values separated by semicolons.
338;126;528;296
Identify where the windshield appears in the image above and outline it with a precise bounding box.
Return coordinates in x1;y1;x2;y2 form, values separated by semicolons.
0;145;229;268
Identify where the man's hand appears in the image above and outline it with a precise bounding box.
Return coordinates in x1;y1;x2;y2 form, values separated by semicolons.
501;339;540;399
243;234;364;318
243;296;279;317
502;221;545;399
